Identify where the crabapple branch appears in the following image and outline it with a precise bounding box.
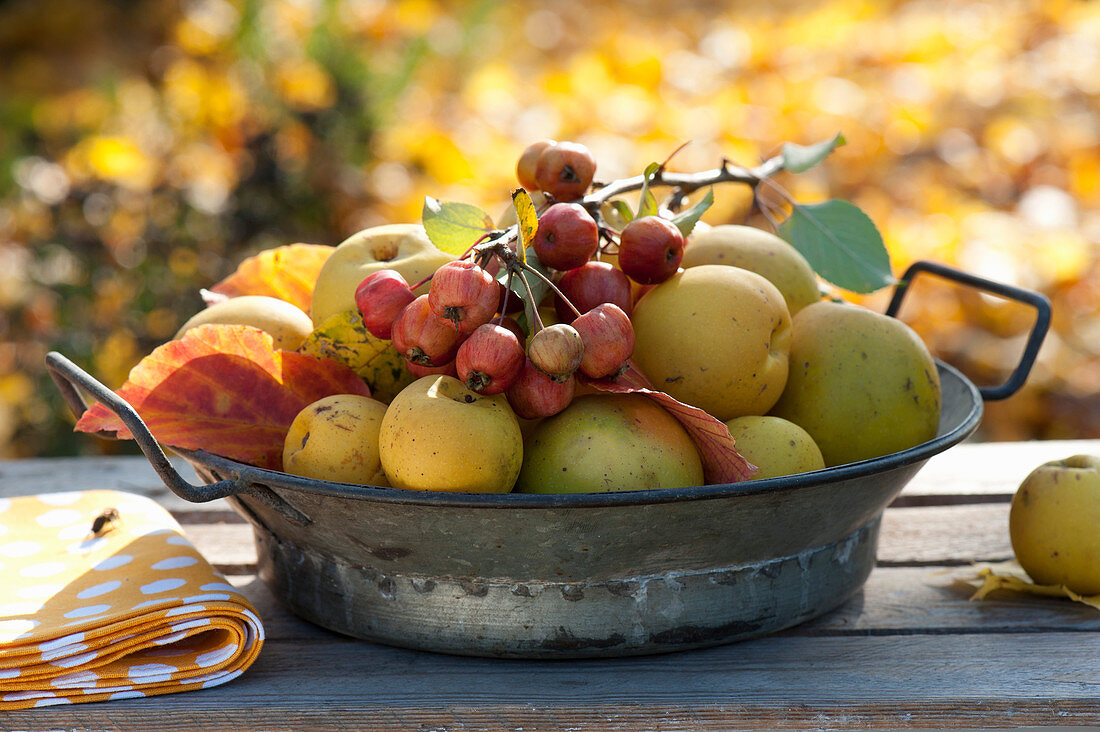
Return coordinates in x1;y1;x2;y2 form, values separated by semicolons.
583;154;786;212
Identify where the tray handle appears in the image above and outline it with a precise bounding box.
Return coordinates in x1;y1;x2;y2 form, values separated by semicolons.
885;260;1051;401
45;351;311;525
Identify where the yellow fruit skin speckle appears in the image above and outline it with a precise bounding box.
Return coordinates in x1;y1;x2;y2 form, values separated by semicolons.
379;375;522;493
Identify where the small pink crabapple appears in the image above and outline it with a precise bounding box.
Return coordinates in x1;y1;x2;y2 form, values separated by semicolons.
354;269;415;340
428;260;499;334
506;358;577;419
456;323;526;395
391;295;463;367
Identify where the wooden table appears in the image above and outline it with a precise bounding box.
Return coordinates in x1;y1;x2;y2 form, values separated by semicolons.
3;439;1099;731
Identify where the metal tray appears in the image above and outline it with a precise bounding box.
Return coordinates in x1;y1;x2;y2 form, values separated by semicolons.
47;261;1050;657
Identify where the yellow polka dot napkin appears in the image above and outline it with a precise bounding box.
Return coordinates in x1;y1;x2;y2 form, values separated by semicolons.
0;490;264;709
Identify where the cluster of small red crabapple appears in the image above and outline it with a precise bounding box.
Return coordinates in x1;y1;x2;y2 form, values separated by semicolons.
354;140;690;420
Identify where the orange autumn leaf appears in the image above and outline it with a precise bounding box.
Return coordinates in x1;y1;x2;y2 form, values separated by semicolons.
75;324;371;470
583;361;757;484
209;243;334;312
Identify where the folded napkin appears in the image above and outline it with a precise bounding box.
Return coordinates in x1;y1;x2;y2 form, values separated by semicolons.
0;489;264;709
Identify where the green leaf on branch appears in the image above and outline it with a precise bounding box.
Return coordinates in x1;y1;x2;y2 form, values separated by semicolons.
777;199;895;294
422;197;496;255
604;200;634;228
781;133;846;174
636;162;661;219
671;188;714;238
511;188;539;264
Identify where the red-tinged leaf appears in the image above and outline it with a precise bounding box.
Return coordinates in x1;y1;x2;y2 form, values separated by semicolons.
209;244;334;312
608;359;657;390
75;324;371;470
582;362;757;484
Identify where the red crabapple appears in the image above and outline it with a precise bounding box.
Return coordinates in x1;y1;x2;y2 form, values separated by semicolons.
406;359;458;379
571;303;635;378
532;203;599;271
554;260;634;321
456;323;526;395
355;269;416;340
617;215;685;285
428;260;499;334
534;142;596;202
516;139;555;191
391;295;463;367
506;359;577;419
495;314;527;349
527;323;584;381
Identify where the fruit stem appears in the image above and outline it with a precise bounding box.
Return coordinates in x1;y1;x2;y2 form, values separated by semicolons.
497;271;514;322
516;268;545;332
595;230;618;260
465;232;499;265
656;140;692;173
410;271;434;291
519;261;583;320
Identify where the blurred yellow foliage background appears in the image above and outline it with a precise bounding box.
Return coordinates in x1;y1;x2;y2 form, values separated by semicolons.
1;0;1097;457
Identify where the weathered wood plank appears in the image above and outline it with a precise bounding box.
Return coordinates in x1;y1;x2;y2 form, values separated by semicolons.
797;565;1100;635
894;437;1100;501
10;700;1100;732
10;633;1099;730
186;522;257;571
878;503;1013;564
0;454;206;514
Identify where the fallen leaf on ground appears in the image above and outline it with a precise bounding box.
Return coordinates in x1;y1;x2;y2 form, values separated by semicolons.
967;560;1100;611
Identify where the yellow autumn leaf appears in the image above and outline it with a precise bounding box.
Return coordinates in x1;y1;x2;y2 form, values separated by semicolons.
298;310;415;404
969;561;1100;612
510;188;539;264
